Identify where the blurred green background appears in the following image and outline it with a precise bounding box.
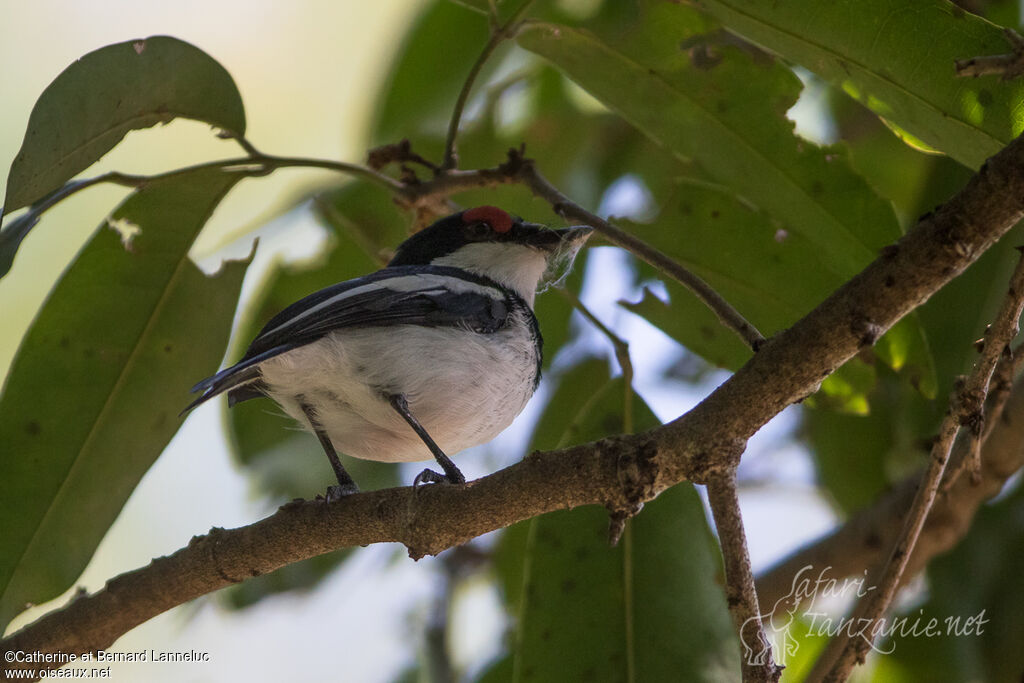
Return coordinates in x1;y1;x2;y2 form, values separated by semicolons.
4;1;1024;681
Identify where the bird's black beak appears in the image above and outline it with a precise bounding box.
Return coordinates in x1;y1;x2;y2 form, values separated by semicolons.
518;223;594;252
555;225;594;247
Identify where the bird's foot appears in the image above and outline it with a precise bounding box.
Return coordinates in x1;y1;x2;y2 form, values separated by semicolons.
413;467;466;489
325;482;360;502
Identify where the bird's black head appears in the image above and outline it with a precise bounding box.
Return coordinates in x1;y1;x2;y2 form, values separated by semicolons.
389;206;564;266
388;206;592;305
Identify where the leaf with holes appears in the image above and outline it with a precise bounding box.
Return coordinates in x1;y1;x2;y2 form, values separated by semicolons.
0;168;246;630
3;36;244;214
699;0;1024;169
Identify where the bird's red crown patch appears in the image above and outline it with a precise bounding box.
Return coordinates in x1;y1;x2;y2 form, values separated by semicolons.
463;205;513;233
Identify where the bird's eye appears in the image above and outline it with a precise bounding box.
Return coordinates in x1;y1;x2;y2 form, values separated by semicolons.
468;221;492;238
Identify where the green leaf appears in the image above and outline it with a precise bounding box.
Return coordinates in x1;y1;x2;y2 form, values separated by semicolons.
0;179;96;280
698;0;1024;169
517;3;937;399
3;36;245;214
518;6;901;275
620;178;934;404
803;395;899;512
623;284;753;370
495;360;738;682
0;168;246;629
837;98;976;226
372;3;490;143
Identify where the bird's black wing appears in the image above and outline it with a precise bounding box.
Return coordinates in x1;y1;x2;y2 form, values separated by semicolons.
183;266;514;412
243;266;512;359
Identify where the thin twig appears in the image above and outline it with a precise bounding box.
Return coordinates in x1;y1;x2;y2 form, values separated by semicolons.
976;340;1024;446
561;288;634;397
756;364;1024;614
813;250;1024;682
218;129;263;157
0;153;402;237
954;250;1024;476
512;156;766;350
707;473;782;683
2;137;764;357
367;139;440;174
943;324;1024;489
955;28;1024;81
561;289;640;544
391;147;765;349
440;0;536;170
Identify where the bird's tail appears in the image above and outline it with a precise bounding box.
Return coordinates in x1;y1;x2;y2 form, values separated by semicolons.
181;360;262;416
181;344;299;417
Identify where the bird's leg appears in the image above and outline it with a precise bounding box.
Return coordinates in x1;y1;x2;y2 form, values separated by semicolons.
387;393;466;486
300;402;359;501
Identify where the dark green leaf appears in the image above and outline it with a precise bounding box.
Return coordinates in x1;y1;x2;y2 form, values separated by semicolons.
888;484;1024;681
619;179;932;406
0;168;246;629
518;6;900;275
623;284;752;370
0;179;96;279
517;3;936;399
495;360;738;681
476;654;514;683
699;0;1024;169
372;3;490;144
803;392;902;512
4;36;245;213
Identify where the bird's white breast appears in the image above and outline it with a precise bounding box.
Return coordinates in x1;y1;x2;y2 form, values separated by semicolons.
257;311;539;463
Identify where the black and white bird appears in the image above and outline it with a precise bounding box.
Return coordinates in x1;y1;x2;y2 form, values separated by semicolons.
185;206;592;499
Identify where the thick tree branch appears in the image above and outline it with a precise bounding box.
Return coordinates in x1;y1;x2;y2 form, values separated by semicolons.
0;438;690;670
8;126;1024;679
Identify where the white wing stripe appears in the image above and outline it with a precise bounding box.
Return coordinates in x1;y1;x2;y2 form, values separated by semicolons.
258;273;502;339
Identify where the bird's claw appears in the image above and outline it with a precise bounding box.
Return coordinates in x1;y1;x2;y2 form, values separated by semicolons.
413;468;465;489
325;482;360;502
